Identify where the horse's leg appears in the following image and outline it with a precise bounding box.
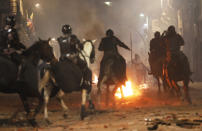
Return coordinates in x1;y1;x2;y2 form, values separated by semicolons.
81;89;87;120
183;79;192;104
111;85;120;107
19;93;30;118
162;78;168;93
120;85;124;99
105;85;110;107
97;76;107;107
43;92;53;125
33;96;44;118
19;93;38;127
171;80;181;98
156;76;161;94
86;90;95;110
56;89;69;118
165;70;175;96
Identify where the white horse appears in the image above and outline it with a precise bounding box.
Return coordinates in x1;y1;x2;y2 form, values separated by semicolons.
40;38;96;122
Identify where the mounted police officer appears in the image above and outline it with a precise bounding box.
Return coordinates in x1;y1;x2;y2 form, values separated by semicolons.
98;29;130;83
149;31;166;75
164;26;184;52
0;15;26;66
57;24;91;89
58;25;80;61
164;25;191;74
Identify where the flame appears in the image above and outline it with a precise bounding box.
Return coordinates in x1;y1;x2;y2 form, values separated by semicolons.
93;74;98;84
115;81;141;99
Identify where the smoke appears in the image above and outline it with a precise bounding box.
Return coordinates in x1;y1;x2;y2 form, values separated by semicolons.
29;0;105;41
23;0;164;67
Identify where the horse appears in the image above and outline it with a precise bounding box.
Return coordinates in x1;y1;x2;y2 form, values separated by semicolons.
42;39;96;121
163;39;192;104
97;52;127;107
148;52;168;94
0;38;56;125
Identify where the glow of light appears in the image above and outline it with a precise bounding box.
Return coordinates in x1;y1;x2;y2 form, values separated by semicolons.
115;81;141;99
140;13;145;17
104;1;112;6
35;3;40;8
144;23;148;28
51;37;56;41
93;74;98;85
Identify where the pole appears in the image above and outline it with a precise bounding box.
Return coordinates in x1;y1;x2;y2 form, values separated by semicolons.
130;32;133;63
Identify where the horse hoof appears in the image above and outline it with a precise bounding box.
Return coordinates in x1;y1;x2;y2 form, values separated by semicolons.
80;105;86;120
45;119;52;125
28;119;38;127
187;98;192;105
89;103;95;110
41;119;52;126
63;113;68;119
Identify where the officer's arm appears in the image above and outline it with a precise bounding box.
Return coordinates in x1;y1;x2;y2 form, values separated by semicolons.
98;39;104;51
115;37;130;50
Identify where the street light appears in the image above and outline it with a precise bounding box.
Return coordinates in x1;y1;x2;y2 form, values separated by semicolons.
35;3;40;8
104;1;112;6
139;13;145;17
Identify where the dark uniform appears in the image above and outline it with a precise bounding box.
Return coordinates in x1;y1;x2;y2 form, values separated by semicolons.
98;29;130;82
164;26;185;60
0;16;26;65
164;25;191;74
149;31;166;74
58;25;90;89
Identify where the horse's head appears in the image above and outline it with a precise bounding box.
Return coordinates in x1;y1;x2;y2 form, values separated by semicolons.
23;38;56;63
39;38;56;62
82;40;96;64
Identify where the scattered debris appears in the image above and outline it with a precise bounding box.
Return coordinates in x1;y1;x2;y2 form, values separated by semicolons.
104;125;108;128
147;124;158;130
176;119;201;129
146;114;202;130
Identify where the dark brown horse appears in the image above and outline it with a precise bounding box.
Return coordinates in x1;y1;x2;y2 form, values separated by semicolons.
163;39;192;104
0;38;56;125
97;52;127;106
148;52;168;93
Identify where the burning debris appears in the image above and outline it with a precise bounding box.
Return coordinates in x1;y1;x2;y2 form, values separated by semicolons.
114;80;143;99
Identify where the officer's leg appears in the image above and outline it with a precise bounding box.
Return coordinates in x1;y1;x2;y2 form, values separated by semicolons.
83;68;94;110
98;59;104;87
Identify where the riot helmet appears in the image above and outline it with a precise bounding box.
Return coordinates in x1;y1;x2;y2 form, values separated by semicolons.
154;31;160;38
106;29;114;37
167;25;176;35
62;24;72;35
